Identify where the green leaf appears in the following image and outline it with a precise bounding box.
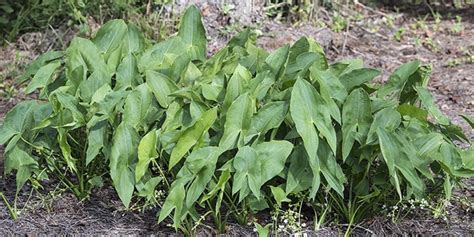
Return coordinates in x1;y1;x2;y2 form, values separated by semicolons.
86;120;107;165
0;101;38;145
288;37;326;70
182;147;222;207
66;37;110;77
201;74;225;102
93;19;128;59
332;59;364;75
377;128;425;198
379;61;431;104
461;148;474;170
264;44;289;78
222;64;252;113
377;127;397;177
137;176;163;201
414;86;450;125
78;70;111;103
366;108;401;145
178;5;207;61
286;144;313;194
110;123;139;208
136;129;158;182
138;37;185;72
378;61;420;98
5;147;38;193
106;46;123;72
444;174;452;200
434;143;463;174
342;88;372;161
227;28;251;48
115;54;139;89
158;180;186;225
169;107;218;169
312;68;347;105
219;93;255;150
286;52;323;77
248;71;275;100
318;141;346;196
18;51;63;84
232;141;293;201
290;79;337;197
291;79;337;154
246;101;289;142
254;223;271;237
146;70;178;108
25;61;61;94
413;133;444;158
240;43;268;73
394;134;425;196
270;186;290;206
460;114;474;129
397;104;428;122
123;84;152;129
339;68;380;91
124;23;146;54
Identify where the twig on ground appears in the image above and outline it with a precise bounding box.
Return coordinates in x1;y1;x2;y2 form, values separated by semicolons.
341;20;351;55
338;223;376;236
354;1;389;18
355;24;390;41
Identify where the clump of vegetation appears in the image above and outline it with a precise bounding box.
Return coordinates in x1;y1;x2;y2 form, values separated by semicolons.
393;27;405;41
0;0;172;43
1;5;473;236
450;15;464;35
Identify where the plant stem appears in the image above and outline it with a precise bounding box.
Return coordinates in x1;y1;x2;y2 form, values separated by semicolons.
0;192;17;220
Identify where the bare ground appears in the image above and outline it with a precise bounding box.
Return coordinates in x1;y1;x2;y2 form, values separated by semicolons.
0;3;473;236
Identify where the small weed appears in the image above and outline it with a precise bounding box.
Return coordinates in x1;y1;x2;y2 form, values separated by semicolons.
423;37;439;52
352;12;365;22
414;16;429;32
382;198;449;224
367;21;380;33
271;203;307;234
385;15;396;28
445;58;461;67
219;22;244;37
393;28;405;42
254;222;271;236
413;37;423;47
456;195;473;213
433;12;442;32
331;12;348;33
450;15;464;35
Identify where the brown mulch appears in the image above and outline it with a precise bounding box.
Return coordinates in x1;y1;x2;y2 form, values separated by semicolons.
0;3;473;236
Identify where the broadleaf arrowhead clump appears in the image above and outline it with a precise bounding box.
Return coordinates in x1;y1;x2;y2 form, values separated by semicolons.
1;5;472;232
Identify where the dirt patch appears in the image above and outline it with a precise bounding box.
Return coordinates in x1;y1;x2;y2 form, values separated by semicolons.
0;3;473;236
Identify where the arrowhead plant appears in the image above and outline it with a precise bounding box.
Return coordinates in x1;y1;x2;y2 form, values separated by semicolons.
1;5;473;234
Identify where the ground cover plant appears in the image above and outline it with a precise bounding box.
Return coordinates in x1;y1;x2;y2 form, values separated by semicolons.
1;5;473;236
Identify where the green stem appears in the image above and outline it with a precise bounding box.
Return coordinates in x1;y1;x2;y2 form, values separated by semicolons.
0;192;17;220
45;154;80;197
152;159;170;188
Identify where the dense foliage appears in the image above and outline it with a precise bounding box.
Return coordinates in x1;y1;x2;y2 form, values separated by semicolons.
0;0;151;42
1;5;473;234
